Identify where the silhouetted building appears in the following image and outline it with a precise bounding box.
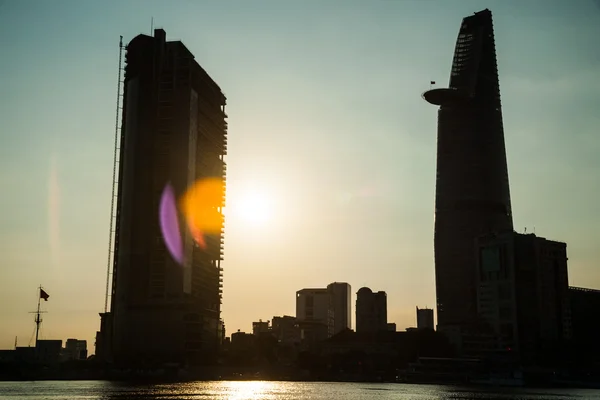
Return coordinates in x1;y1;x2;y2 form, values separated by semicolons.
271;315;300;345
0;350;15;363
295;320;328;347
417;307;435;330
356;287;387;333
475;232;571;365
5;340;63;364
95;312;111;362
36;340;62;364
252;320;270;335
327;282;352;335
105;28;227;366
322;329;455;372
423;9;513;333
296;288;333;337
569;286;600;364
63;339;87;361
230;330;254;352
218;319;226;346
14;347;35;363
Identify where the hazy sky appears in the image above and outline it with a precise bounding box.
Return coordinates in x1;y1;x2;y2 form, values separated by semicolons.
1;0;599;353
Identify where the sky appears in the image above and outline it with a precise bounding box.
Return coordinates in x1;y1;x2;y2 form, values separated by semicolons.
0;0;599;353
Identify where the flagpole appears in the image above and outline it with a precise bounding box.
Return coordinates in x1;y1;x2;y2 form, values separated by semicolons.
35;285;42;347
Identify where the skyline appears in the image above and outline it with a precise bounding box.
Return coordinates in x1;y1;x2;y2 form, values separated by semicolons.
1;0;600;352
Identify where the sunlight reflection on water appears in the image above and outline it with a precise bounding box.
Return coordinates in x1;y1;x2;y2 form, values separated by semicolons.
0;380;599;400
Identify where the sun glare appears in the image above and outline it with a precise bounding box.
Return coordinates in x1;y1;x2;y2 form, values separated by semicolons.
234;190;273;226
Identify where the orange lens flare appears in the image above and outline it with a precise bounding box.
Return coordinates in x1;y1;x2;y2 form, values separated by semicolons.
180;178;224;247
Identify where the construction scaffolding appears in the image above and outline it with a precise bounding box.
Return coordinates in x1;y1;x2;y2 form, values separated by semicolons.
104;36;125;313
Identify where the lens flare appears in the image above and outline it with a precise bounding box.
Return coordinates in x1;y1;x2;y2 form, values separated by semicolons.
159;178;224;263
180;177;224;243
159;184;183;264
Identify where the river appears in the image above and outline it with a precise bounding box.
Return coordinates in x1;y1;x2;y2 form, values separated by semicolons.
1;380;599;399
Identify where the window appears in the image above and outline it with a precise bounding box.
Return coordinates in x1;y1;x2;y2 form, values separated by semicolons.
499;306;512;319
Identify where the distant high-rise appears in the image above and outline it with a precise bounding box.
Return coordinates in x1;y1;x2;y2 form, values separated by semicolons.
355;287;387;333
423;9;513;329
296;288;333;335
327;282;352;334
477;232;571;364
102;29;227;366
296;288;333;341
295;282;352;338
416;307;434;330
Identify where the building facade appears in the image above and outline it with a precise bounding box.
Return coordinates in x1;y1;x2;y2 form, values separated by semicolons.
356;287;387;334
252;320;270;336
271;315;301;345
476;232;571;364
417;307;434;330
569;286;600;364
63;339;88;361
103;29;227;366
327;282;352;335
423;9;513;330
296;288;333;338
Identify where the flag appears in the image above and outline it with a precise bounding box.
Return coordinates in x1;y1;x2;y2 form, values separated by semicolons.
430;81;436;85
40;288;49;301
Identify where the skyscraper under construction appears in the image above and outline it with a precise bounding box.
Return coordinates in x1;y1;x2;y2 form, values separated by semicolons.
423;10;513;331
96;29;227;367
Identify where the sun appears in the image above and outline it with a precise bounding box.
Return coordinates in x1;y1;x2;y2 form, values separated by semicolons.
235;190;273;225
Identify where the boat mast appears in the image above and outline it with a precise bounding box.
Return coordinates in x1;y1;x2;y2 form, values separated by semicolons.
30;285;47;347
35;285;42;346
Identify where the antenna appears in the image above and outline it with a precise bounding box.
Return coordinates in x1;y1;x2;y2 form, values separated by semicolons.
151;17;154;35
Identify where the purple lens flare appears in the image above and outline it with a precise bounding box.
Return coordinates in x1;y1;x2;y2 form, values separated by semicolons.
159;183;183;264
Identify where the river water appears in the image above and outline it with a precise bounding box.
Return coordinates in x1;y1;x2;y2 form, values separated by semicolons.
0;381;599;399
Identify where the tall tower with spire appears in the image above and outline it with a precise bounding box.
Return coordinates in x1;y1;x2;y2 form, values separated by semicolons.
423;9;513;329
